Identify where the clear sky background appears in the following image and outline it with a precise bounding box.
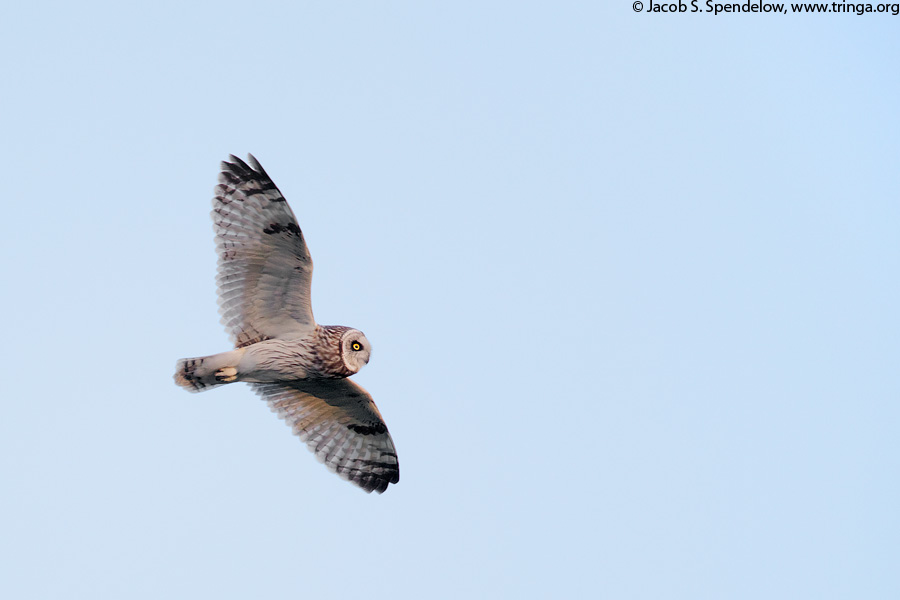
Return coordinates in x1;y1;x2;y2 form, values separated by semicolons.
1;2;897;599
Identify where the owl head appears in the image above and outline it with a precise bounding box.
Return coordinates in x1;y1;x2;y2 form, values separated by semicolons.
339;328;372;374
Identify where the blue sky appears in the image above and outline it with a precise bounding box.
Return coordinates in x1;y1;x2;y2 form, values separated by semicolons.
1;2;897;598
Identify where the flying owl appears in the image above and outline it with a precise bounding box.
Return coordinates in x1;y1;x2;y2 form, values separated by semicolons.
174;154;399;494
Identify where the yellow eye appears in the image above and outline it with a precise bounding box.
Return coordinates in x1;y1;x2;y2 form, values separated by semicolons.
351;341;362;352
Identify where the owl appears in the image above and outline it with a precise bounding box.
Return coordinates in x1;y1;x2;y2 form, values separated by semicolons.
174;154;399;494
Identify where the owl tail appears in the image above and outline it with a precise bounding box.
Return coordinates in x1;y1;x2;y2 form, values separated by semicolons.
173;349;243;392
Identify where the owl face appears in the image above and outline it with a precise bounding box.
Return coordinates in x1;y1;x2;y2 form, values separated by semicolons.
340;329;371;374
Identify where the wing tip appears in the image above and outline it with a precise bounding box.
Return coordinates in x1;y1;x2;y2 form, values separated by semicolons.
219;153;255;177
217;153;277;190
246;152;262;169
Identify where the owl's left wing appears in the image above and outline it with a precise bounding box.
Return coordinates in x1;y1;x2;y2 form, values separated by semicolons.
213;154;316;349
251;378;399;494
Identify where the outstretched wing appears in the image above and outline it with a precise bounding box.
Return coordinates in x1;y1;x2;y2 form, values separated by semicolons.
212;154;315;348
252;378;399;494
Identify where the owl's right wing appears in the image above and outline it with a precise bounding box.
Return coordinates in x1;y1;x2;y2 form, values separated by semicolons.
251;378;400;494
212;154;315;348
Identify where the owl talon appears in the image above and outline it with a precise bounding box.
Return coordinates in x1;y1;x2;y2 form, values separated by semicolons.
215;367;238;383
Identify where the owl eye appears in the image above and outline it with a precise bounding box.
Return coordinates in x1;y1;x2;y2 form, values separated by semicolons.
351;341;362;352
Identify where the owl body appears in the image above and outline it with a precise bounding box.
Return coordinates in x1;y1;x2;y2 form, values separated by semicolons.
175;326;371;390
173;154;398;494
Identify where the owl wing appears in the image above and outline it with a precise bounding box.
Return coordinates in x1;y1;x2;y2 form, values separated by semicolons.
212;154;315;348
252;378;399;494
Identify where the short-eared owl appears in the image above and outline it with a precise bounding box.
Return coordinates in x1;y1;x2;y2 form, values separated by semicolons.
174;155;398;494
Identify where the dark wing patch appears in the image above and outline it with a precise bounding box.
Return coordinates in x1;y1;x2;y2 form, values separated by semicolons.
263;222;303;236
